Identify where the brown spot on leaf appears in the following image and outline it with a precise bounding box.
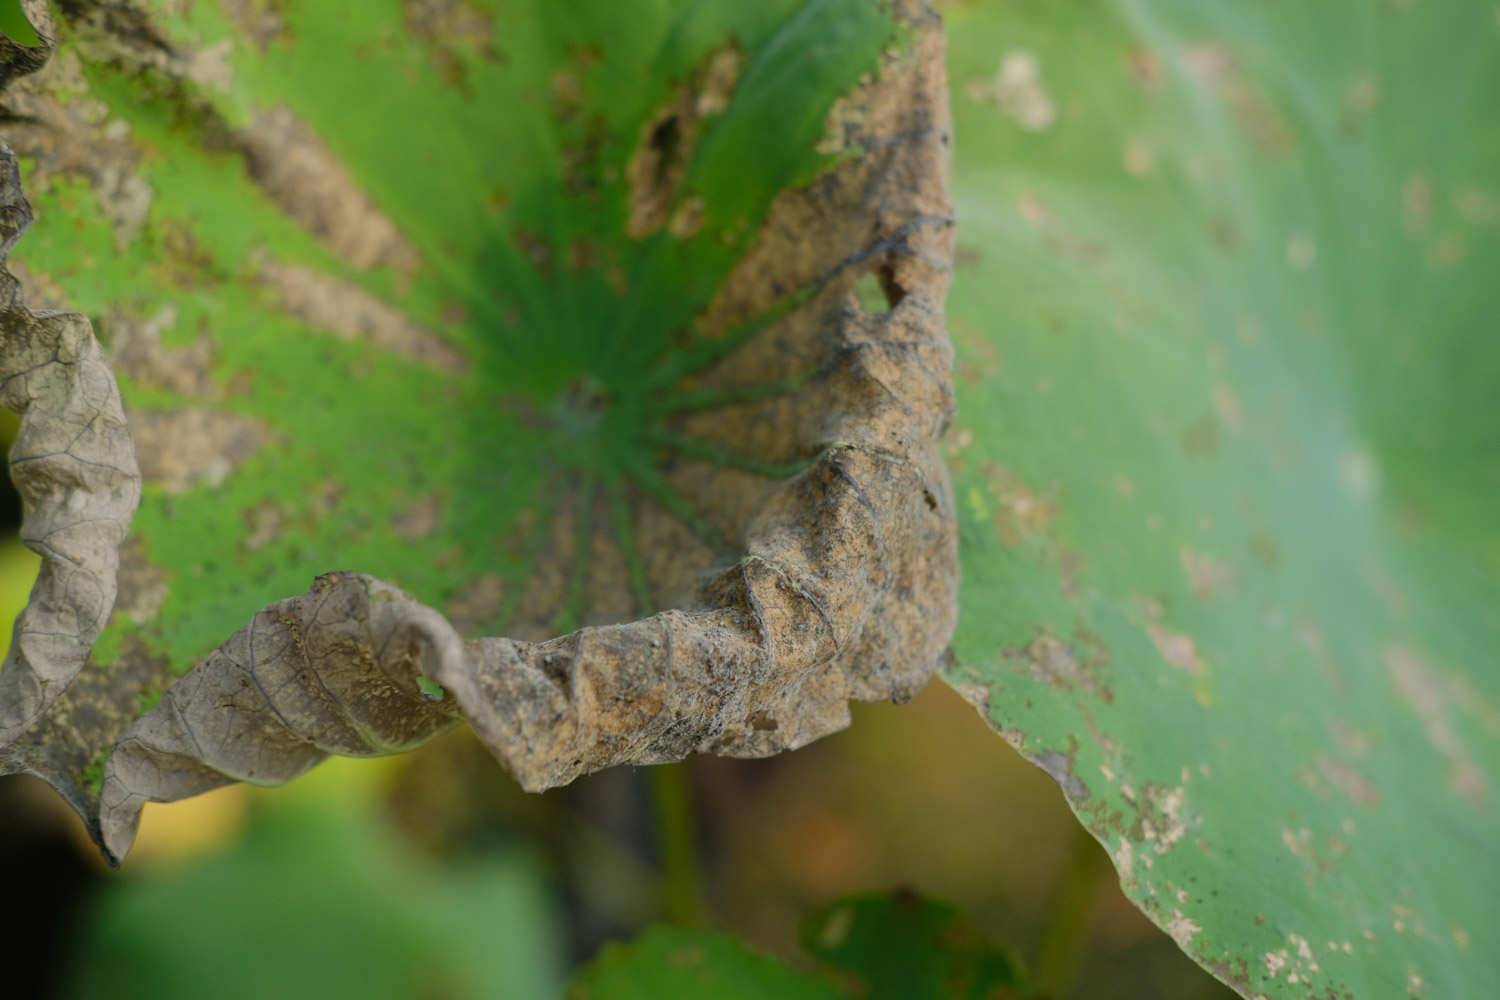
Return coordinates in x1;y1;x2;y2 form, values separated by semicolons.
1179;547;1235;600
1141;603;1209;682
0;49;153;249
511;229;553;276
445;573;508;636
667;195;705;239
1340;74;1381;133
184;38;234;93
241;499;285;551
1133;783;1191;855
1426;231;1467;268
1180;415;1219;458
983;461;1056;546
1167;911;1201;948
1123;138;1156;177
1208;217;1240;250
1211;382;1243;433
816;70;880;155
1183;43;1236;89
130;408;264;494
154;221;217;289
1402;174;1433;236
626;42;742;238
3;260;68;312
237;107;421;277
1305;755;1381;809
1455;186;1500;226
1295;619;1345;692
392;494;444;540
550;49;610;200
105;303;218;397
1127;48;1165;94
1006;628;1113;702
1148;625;1203;676
967;50;1056;132
403;0;502;91
258;259;467;372
114;539;168;626
221;0;288;51
309;479;345;517
1286;232;1317;270
1386;646;1489;809
506;495;583;641
1248;531;1278;568
1034;744;1089;802
1183;42;1294;154
1281;826;1349;885
1017;192;1049;227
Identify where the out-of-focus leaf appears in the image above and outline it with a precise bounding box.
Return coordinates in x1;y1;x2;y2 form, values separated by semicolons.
800;890;1020;999
0;535;39;653
570;925;838;1000
573;889;1026;1000
67;793;564;1000
942;1;1499;997
1;0;958;862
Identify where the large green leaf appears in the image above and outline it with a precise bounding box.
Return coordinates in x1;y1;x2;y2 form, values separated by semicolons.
942;1;1499;996
1;0;958;860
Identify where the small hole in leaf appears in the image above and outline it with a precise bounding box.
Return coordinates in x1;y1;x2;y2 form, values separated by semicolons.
0;410;41;658
852;271;889;313
875;261;907;308
648;113;680;156
0;411;21;533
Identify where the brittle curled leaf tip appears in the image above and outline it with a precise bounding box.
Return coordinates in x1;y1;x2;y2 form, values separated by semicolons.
0;140;141;752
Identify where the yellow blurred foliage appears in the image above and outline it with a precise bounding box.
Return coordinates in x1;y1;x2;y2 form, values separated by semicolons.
124;784;250;869
0;535;40;650
125;754;402;868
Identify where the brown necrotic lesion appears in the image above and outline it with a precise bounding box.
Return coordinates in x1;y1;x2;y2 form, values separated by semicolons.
626;42;744;239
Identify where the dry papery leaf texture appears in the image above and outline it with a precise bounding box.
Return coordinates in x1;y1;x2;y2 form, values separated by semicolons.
0;0;957;864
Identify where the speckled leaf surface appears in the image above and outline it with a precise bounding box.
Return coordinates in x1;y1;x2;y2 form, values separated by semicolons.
941;1;1498;997
1;0;958;859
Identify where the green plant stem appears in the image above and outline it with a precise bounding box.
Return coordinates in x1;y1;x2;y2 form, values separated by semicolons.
1032;823;1111;997
647;761;706;926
